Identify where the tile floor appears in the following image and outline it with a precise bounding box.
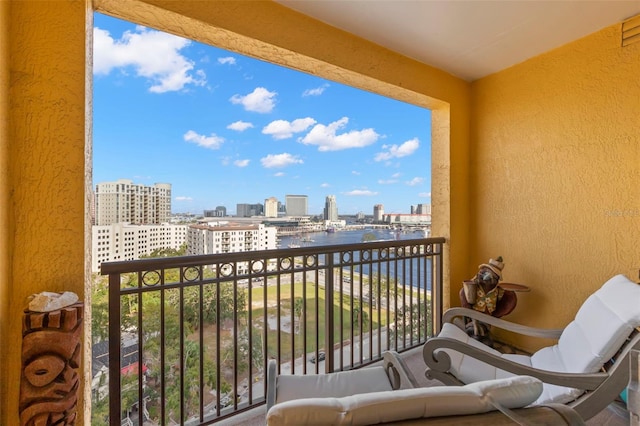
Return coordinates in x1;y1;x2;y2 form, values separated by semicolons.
229;346;631;425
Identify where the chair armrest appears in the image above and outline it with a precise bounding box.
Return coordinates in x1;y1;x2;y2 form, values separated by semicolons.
266;359;277;411
443;307;564;340
423;336;607;390
383;350;419;389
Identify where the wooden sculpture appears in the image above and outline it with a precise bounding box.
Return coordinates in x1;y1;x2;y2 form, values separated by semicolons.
20;292;82;426
459;257;529;344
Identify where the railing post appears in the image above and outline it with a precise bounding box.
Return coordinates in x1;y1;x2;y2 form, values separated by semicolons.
325;253;334;373
433;243;444;335
108;271;121;425
630;349;639;426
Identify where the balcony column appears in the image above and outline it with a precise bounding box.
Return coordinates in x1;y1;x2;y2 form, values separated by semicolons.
3;0;92;424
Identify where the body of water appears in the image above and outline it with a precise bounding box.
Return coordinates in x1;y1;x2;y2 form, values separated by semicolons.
278;228;428;249
278;228;433;290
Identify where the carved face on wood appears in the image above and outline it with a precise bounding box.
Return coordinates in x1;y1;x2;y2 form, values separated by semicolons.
20;304;82;426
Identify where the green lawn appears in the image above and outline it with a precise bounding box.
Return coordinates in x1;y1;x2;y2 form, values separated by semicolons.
249;282;388;360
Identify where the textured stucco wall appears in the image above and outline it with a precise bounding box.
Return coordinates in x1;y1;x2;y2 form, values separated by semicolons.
4;1;90;423
94;0;473;311
471;24;640;350
0;0;9;418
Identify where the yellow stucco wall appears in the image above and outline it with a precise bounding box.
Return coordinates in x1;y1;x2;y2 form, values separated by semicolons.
3;1;90;423
0;0;9;417
470;23;640;350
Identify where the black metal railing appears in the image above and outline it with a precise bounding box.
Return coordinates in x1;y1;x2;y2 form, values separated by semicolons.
102;237;444;425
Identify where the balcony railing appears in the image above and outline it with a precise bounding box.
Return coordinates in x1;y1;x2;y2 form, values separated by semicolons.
102;237;444;425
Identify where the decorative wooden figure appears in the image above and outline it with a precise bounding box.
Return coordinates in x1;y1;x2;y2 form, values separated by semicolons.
19;292;82;426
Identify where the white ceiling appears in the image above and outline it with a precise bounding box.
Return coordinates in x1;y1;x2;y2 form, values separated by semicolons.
277;0;640;81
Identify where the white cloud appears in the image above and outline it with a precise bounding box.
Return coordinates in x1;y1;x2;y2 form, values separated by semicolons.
184;130;225;150
302;83;329;97
175;196;193;201
299;117;379;151
352;171;361;176
262;117;316;140
227;121;254;132
93;26;206;93
230;87;277;113
260;153;303;168
274;172;285;177
374;138;420;162
218;56;236;65
378;179;398;185
234;159;250;167
320;183;330;188
344;189;379;196
406;177;425;186
419;192;431;198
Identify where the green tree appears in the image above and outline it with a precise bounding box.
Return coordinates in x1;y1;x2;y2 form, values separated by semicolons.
141;243;187;259
91;274;109;342
361;232;377;242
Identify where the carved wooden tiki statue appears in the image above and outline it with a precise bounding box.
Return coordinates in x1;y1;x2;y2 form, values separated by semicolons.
19;301;83;425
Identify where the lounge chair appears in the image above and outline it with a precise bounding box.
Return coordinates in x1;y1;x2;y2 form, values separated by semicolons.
423;274;640;420
266;361;585;425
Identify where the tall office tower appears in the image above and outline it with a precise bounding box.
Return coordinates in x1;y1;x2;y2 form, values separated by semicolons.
285;194;308;216
236;203;263;217
373;204;384;222
95;179;171;226
415;203;431;215
236;204;251;217
264;197;279;218
215;206;227;217
323;195;339;221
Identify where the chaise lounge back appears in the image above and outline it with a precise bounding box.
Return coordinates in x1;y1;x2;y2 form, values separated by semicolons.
267;372;585;425
423;274;640;420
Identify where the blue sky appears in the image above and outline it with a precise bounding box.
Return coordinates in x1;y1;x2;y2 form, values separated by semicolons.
93;13;432;216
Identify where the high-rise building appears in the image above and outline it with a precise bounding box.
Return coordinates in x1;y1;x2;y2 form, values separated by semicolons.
236;203;263;217
373;204;384;222
323;195;338;221
264;197;279;218
204;208;228;218
92;223;187;272
95;179;171;226
412;203;431;215
285;194;308;216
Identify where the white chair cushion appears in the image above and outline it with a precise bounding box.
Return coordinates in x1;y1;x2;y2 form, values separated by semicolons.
275;365;393;404
435;275;640;406
437;322;503;382
556;274;640;373
266;375;543;426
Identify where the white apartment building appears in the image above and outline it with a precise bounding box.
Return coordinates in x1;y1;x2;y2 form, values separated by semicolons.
95;179;172;226
92;223;188;272
382;213;431;225
187;223;277;256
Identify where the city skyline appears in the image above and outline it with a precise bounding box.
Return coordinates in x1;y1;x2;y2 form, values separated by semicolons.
93;13;432;215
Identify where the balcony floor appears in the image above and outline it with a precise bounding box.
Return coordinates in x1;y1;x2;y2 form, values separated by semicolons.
228;346;631;425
